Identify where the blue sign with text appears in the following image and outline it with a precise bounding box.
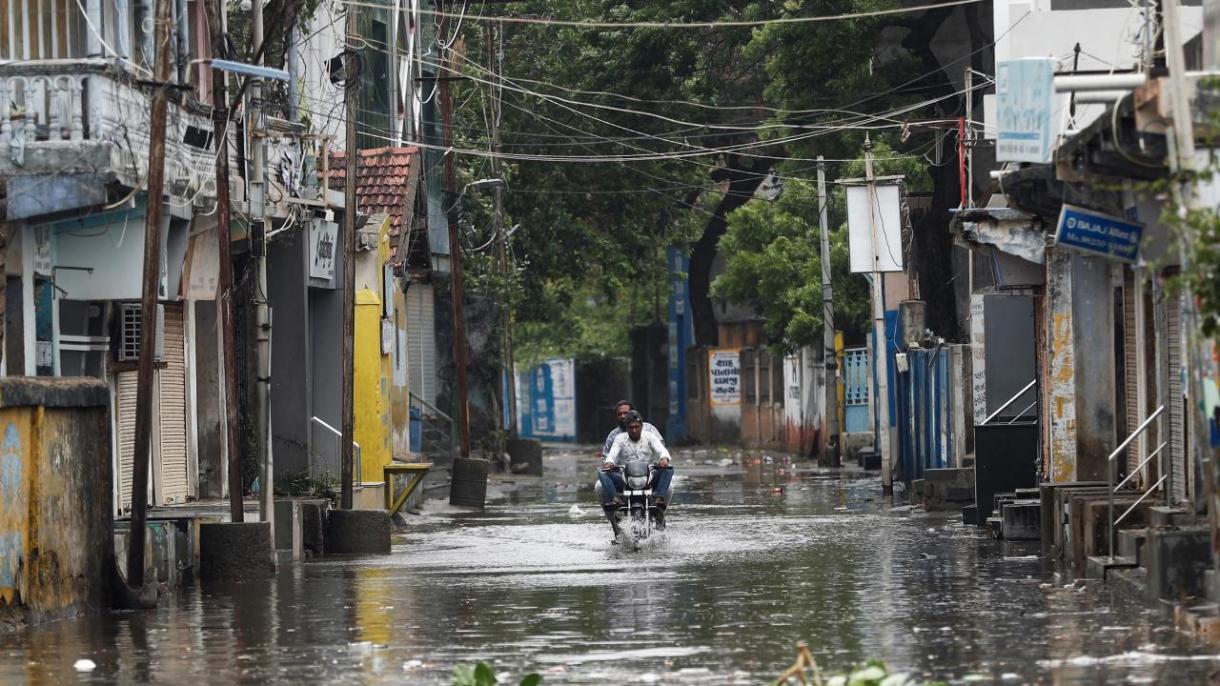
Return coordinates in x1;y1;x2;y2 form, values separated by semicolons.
1055;204;1143;263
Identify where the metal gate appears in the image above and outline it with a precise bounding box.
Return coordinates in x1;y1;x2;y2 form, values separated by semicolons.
844;347;870;433
896;346;952;482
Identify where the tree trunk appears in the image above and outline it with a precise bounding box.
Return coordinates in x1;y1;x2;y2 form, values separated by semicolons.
689;154;770;347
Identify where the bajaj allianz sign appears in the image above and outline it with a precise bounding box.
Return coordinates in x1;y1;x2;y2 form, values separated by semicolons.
1055;205;1143;263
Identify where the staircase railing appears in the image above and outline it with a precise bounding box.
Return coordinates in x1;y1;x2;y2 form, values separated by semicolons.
1107;405;1165;562
980;379;1038;425
310;416;362;483
410;392;457;461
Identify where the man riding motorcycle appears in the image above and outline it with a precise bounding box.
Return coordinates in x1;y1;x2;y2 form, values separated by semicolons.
599;410;675;512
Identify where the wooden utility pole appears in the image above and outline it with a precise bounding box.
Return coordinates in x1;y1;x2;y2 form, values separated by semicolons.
204;0;243;523
817;156;839;468
441;2;472;458
127;0;174;587
340;0;360;509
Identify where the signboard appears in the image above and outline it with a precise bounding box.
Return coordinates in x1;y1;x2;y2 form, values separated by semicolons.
1054;204;1143;263
996;58;1055;163
708;349;741;406
517;358;577;441
846;184;904;273
309;220;338;280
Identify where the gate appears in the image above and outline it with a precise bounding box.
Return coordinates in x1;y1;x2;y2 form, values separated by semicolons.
843;347;870;433
896;346;954;482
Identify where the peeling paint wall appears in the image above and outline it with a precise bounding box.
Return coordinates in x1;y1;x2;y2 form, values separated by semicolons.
0;378;112;628
1047;248;1078;482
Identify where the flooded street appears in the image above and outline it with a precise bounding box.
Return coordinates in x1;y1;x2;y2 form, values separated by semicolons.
2;447;1218;684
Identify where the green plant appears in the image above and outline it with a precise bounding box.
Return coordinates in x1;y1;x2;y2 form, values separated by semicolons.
452;662;540;686
274;471;340;507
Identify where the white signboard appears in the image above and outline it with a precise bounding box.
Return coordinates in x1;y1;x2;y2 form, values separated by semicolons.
309;220;338;280
846;184;904;273
708;349;741;406
996;58;1055;163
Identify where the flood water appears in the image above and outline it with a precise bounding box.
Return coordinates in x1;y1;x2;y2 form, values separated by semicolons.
2;447;1218;685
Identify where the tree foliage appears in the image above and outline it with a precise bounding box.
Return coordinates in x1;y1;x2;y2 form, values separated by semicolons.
441;0;985;358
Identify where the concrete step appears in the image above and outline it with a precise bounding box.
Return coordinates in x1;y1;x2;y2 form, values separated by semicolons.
1117;527;1148;565
921;468;975;511
1087;554;1139;581
986;516;1003;539
1176;602;1220;644
1149;506;1194;529
1146;526;1211;603
1000;499;1041;540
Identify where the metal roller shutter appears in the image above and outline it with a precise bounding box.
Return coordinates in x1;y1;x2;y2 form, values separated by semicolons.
115;371;138;513
158;303;190;504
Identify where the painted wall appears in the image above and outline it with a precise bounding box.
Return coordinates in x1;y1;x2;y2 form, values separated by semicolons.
783;346;825;457
0;378;113;628
1046;247;1078;481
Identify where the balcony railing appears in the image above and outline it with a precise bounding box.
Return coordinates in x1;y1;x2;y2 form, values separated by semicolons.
0;58;217;204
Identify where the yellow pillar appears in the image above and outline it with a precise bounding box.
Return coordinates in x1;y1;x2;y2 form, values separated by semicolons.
354;289;390;486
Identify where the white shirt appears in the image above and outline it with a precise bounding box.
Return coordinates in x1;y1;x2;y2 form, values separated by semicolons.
604;431;671;466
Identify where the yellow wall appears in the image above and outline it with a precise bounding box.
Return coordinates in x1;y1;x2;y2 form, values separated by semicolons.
352;215;412;491
354;288;389;485
0;382;113;622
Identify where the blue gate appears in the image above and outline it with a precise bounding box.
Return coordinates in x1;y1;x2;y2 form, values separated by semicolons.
844;347;870;433
896;346;952;482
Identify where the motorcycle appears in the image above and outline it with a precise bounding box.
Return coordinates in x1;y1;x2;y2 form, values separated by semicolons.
605;460;666;550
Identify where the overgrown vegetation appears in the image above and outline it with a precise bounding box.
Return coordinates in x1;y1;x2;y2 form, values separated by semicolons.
274;471;340;507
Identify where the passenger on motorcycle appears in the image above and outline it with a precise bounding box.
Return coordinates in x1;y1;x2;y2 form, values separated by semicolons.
599;411;675;509
600;400;664;459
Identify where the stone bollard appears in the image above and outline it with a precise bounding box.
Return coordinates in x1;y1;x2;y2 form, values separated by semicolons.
325;509;391;555
199;522;275;580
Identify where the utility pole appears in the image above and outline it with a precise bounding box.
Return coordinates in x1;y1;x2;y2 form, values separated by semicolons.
340;0;360;509
205;0;243;523
250;0;274;535
441;1;472;458
127;0;173;588
864;138;894;495
817;156;839;468
487;21;516;438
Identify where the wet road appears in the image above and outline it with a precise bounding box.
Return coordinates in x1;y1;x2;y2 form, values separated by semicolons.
2;446;1219;685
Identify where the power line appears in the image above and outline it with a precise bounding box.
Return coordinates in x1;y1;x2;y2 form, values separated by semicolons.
374;0;987;29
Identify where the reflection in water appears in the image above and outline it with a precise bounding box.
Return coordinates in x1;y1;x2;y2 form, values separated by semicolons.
0;455;1216;685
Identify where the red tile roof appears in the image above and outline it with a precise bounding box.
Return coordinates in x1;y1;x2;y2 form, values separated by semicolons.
326;146;420;237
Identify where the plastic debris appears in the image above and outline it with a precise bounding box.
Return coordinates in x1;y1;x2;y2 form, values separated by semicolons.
73;659;96;672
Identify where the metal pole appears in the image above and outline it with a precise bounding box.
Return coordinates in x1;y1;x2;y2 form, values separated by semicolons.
127;0;173;588
817;156;839;467
251;0;274;534
441;2;472;458
339;0;360;509
205;0;243;523
864;138;894;495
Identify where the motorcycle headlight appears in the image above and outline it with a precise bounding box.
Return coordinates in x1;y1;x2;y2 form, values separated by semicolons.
627;475;649;489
